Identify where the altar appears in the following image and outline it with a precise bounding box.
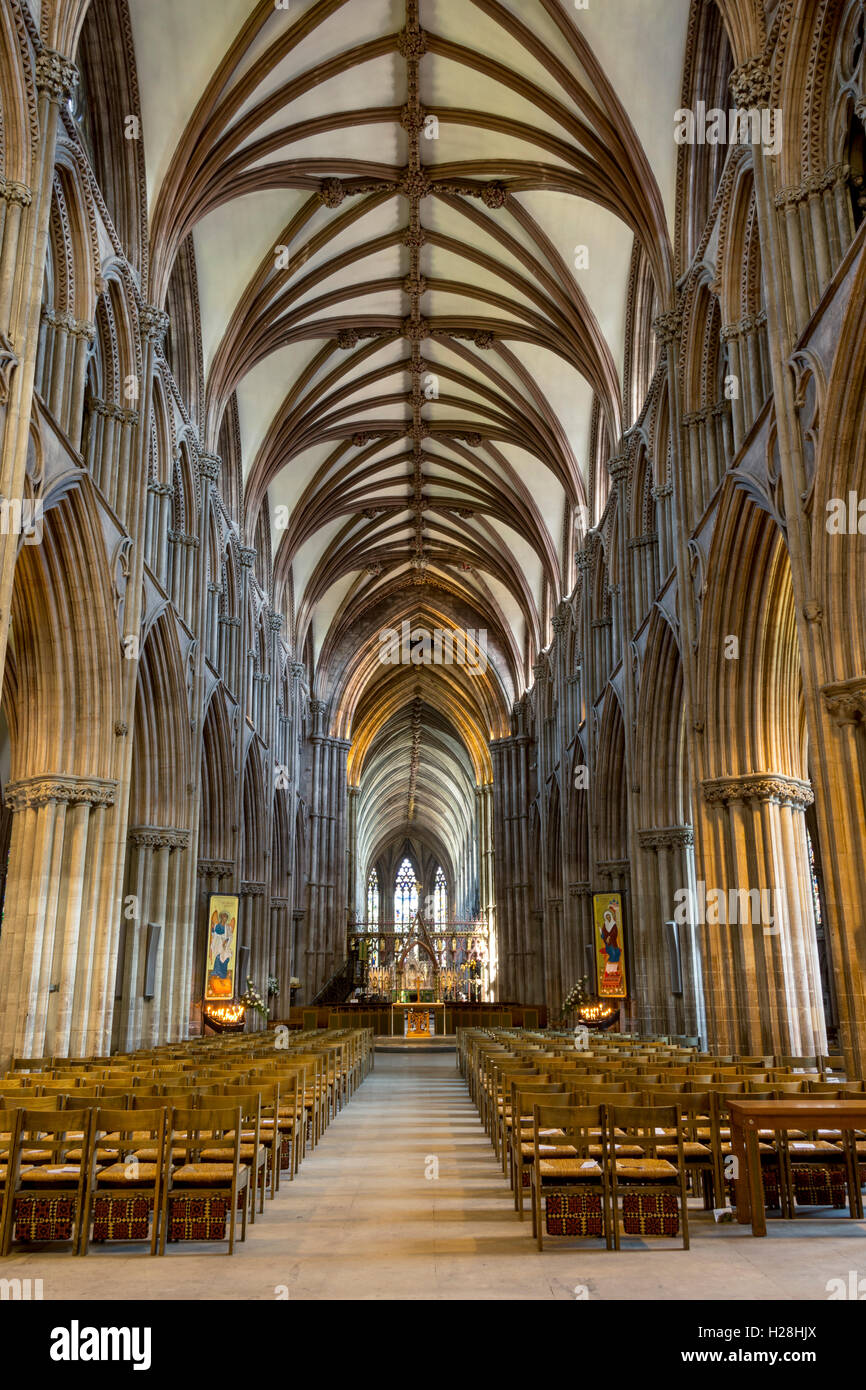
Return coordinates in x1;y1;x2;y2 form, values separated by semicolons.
391;1002;445;1038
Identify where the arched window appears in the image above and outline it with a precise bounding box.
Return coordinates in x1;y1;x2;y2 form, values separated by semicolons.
367;869;379;926
394;858;418;926
433;866;447;926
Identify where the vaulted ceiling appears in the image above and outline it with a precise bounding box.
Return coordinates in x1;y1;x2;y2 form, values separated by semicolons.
129;0;690;873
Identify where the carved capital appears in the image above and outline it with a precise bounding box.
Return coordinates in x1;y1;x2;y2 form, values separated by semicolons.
128;825;191;850
239;546;257;569
198;858;234;879
6;774;117;811
702;773;814;809
597;859;630;878
140;305;170;345
36;49;78;101
822;677;866;727
608;453;631;486
638;825;694;851
551;607;570;637
240;880;267;896
198;452;221;483
729;56;772;110
0;179;32;208
653;305;682;346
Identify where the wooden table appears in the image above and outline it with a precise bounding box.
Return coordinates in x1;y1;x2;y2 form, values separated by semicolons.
728;1098;866;1236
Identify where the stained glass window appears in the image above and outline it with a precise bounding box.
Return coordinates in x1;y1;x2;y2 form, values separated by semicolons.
367;868;379;926
807;830;822;929
434;866;447;926
394;858;418;926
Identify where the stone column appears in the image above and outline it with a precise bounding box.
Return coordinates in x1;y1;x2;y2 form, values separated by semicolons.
818;681;866;1073
698;774;826;1056
636;826;702;1038
0;774;117;1065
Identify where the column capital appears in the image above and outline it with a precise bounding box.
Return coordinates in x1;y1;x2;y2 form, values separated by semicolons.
6;774;117;811
608;452;631;486
653;303;683;346
197;858;233;878
0;179;31;207
729;56;771;111
597;858;630;878
198;452;221;483
140;304;170;345
128;825;191;850
35;49;78;101
638;825;694;850
702;773;814;809
551;605;570;637
822;677;866;726
239;546;257;569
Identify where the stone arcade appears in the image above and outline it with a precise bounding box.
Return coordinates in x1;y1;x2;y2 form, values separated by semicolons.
0;0;864;1306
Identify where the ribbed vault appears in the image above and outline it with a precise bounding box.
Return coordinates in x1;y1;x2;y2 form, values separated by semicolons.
130;0;688;907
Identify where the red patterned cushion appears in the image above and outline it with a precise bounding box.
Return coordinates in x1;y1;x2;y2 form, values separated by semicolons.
621;1191;679;1235
13;1195;74;1242
726;1160;781;1209
167;1194;229;1241
545;1191;603;1236
92;1194;152;1241
791;1164;847;1208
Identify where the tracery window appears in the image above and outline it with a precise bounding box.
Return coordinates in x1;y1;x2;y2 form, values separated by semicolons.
394;858;418;927
367;868;379;926
433;866;447;926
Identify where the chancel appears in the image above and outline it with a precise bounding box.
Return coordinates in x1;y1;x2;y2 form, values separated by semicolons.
0;0;865;1311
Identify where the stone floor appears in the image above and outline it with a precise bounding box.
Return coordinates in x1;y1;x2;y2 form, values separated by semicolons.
4;1053;865;1300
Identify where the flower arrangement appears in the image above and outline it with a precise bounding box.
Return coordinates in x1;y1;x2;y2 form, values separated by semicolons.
267;975;279;998
558;975;592;1026
240;976;268;1020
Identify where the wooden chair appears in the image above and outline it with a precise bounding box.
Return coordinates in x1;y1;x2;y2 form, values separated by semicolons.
644;1089;717;1208
0;1107;23;1255
203;1088;266;1218
159;1103;249;1255
505;1082;571;1204
606;1104;690;1249
11;1057;54;1073
2;1106;92;1254
80;1107;168;1255
530;1103;611;1250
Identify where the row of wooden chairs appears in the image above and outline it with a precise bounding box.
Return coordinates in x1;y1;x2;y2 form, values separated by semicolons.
0;1027;373;1255
461;1028;864;1246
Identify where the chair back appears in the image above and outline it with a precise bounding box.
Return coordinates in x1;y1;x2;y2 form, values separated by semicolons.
532;1103;606;1163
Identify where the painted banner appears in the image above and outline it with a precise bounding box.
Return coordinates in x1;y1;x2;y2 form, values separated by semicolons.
205;894;239;1001
592;891;627;998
